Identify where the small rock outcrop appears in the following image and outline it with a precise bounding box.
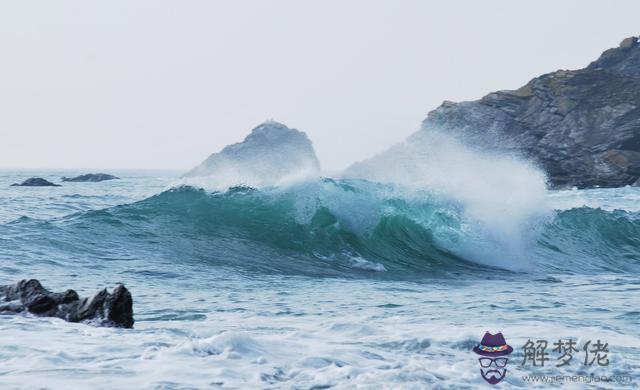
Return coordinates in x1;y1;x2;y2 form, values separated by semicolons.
10;178;61;187
61;173;119;182
0;279;134;328
184;121;320;187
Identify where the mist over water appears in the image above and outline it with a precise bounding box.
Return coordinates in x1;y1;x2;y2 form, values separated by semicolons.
342;130;552;271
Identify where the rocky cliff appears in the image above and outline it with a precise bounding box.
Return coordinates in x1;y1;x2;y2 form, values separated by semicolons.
421;36;640;188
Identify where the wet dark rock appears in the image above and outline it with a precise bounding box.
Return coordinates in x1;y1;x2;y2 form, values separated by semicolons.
10;177;61;187
61;173;119;182
418;36;640;189
0;279;134;328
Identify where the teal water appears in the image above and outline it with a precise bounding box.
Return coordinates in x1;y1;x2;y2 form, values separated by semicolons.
0;170;638;388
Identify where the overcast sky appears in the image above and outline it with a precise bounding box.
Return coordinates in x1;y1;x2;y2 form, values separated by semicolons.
1;1;639;171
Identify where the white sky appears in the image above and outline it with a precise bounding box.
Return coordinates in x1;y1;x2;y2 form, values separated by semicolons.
1;1;638;171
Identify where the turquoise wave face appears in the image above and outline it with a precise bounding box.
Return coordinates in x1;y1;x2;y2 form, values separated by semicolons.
2;179;640;278
57;182;475;277
537;207;640;273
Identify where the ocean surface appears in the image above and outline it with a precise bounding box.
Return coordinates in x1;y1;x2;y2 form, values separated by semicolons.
0;169;639;389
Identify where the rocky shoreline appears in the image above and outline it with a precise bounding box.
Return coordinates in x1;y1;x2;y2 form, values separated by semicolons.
420;36;640;189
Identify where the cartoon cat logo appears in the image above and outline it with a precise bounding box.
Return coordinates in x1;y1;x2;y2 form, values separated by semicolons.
473;331;513;385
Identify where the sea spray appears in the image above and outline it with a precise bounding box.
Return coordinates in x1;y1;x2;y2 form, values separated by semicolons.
343;130;552;270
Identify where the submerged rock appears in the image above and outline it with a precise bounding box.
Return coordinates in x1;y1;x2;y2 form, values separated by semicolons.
0;279;134;328
184;121;320;186
10;177;61;187
61;173;119;182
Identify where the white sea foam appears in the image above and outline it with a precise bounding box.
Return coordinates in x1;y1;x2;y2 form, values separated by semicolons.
347;255;387;272
0;275;637;389
547;185;640;212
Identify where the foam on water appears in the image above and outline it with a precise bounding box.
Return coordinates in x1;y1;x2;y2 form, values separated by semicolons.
548;185;640;212
0;273;638;389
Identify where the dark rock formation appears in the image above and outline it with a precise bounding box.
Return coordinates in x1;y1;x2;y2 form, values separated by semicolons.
0;279;134;328
61;173;119;182
184;121;320;185
10;177;61;187
418;36;640;189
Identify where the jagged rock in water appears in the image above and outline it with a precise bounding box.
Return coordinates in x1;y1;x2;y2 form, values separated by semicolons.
184;121;320;187
10;177;61;187
62;173;120;182
348;36;640;189
0;279;134;328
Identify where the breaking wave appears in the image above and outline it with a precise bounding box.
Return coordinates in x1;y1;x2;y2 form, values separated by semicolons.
31;179;639;277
